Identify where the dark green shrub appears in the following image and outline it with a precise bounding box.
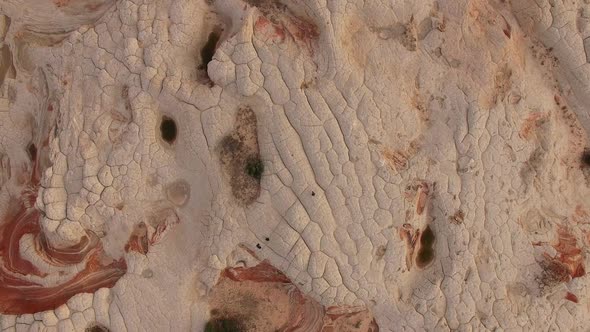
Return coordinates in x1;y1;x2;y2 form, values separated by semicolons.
245;157;264;180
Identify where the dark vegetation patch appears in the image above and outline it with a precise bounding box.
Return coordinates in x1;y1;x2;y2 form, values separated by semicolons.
160;116;177;144
218;106;262;205
204;318;245;332
245;157;264;180
207;294;258;332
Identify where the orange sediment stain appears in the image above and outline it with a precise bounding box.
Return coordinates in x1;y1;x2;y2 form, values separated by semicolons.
565;292;579;303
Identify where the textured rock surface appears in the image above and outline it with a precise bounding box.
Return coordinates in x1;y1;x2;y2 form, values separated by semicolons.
0;0;590;330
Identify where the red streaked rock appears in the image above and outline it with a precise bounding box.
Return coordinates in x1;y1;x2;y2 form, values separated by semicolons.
565;292;579;303
210;259;378;332
0;191;127;314
553;226;585;279
539;226;586;289
0;249;126;314
125;222;149;255
250;4;319;55
220;260;291;283
37;232;98;265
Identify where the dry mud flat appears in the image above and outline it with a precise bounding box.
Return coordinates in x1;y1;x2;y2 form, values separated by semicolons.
1;0;590;331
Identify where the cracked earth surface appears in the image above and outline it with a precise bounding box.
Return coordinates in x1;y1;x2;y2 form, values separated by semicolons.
1;0;590;330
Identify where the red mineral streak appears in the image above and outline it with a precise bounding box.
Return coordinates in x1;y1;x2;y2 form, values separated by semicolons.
54;0;70;7
125;222;148;255
0;197;127;314
37;231;98;265
215;260;378;331
253;10;318;53
501;16;511;39
149;222;167;245
0;137;127;314
553;226;585;278
221;260;291;283
274;24;286;41
0;203;47;278
399;224;420;270
519;112;547;140
565;292;579;303
283;13;319;52
85;2;104;11
149;211;180;246
255;16;270;29
415;183;429;216
573;205;590;224
284;291;322;331
324;306;380;332
540;226;586;284
254;16;286;44
0;250;126;314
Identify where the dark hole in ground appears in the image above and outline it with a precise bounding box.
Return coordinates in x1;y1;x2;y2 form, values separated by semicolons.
311;191;316;196
85;323;110;332
582;149;590;167
27;143;37;161
256;243;262;249
160;116;177;144
265;237;270;241
416;247;434;267
204;318;245;332
416;226;435;268
200;30;221;73
420;226;435;247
